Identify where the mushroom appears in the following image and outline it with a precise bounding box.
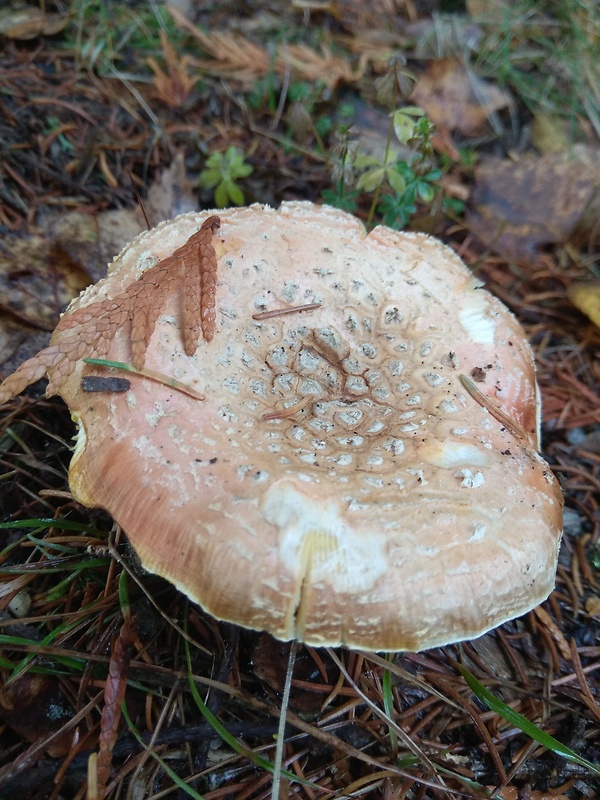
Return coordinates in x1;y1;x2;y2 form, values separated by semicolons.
0;202;563;651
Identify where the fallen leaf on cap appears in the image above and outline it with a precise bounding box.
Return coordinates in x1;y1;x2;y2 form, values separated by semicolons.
569;282;600;330
0;214;220;403
410;58;511;135
0;8;66;39
0;156;198;381
467;153;600;260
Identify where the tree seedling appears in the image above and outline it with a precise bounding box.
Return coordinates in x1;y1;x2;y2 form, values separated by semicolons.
198;146;253;207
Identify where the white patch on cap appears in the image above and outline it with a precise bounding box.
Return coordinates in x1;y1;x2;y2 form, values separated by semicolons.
469;524;487;542
145;401;169;428
459;294;495;344
262;480;388;594
70;411;86;461
418;440;491;469
455;469;485;488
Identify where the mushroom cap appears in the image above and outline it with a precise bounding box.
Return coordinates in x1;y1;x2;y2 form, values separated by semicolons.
56;202;562;651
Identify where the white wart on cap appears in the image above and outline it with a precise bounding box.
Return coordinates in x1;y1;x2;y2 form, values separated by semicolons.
0;202;563;651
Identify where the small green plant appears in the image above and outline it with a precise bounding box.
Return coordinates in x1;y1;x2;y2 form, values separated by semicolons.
365;112;442;228
289;80;337;140
325;108;443;229
198;146;253;207
323;58;448;229
247;74;280;112
321;125;360;211
45;115;75;154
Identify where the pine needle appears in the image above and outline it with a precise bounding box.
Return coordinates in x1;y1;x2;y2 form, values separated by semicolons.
83;358;205;401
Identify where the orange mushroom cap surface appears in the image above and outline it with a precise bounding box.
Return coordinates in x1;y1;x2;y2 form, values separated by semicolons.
0;202;563;651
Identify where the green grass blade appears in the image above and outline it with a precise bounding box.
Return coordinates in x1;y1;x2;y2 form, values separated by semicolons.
0;517;108;535
456;662;600;776
0;558;109;575
382;655;398;755
183;633;310;786
121;702;206;799
118;569;131;618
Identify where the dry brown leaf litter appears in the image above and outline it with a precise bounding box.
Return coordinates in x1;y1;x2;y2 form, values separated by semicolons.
410;57;512;136
169;6;365;89
467;153;600;260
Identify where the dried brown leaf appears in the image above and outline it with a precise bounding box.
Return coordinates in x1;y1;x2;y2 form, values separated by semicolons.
97;620;136;797
0;675;72;758
411;57;511;135
147;30;199;108
144;152;198;223
341;29;407;73
283;43;364;87
0;229;90;330
174;16;269;81
467;153;600;260
585;596;600;616
0;8;66;39
169;6;362;88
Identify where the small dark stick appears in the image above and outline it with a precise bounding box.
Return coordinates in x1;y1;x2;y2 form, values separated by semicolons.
81;376;131;393
127;169;151;230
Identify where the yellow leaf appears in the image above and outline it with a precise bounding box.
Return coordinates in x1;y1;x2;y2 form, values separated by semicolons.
0;8;66;39
569;282;600;329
